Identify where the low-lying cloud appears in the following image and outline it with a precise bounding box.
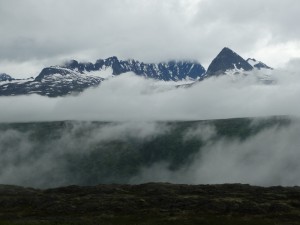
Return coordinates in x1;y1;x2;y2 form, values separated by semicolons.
0;119;300;188
1;69;300;122
0;121;170;187
131;121;300;186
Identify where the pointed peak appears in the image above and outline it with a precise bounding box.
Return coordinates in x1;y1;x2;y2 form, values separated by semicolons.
221;47;234;52
218;47;240;57
105;56;119;62
206;47;253;76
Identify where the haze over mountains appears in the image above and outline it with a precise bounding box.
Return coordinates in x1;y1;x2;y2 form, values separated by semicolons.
0;47;272;97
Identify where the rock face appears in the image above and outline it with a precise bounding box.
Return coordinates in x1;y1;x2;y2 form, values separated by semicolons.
0;73;14;81
247;58;273;70
0;68;103;97
58;57;206;81
206;47;254;76
0;58;205;97
0;183;300;225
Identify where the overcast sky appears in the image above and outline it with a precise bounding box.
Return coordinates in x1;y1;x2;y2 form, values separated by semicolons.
1;0;300;78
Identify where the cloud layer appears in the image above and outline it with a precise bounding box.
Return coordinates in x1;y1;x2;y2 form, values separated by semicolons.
1;68;300;122
131;120;300;186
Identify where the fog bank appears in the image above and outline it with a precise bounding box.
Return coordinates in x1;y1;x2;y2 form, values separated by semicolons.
1;69;300;122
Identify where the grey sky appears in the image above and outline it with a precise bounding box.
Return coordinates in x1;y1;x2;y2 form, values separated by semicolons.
1;0;300;78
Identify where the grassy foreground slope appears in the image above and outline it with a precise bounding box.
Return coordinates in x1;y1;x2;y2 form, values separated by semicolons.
0;183;300;225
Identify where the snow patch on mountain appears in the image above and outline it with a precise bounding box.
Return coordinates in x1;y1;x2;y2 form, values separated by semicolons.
247;58;273;70
84;67;114;79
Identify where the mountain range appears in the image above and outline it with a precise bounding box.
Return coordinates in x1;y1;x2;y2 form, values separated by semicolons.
0;47;272;97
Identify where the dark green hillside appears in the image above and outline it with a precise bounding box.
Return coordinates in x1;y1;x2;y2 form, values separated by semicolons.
0;116;291;188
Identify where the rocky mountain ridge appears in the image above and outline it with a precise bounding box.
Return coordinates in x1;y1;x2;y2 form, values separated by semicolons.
0;47;272;97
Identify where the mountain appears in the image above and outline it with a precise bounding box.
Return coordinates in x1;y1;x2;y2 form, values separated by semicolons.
0;68;103;97
0;73;14;82
0;49;273;97
58;57;206;81
247;58;273;70
32;57;206;82
0;58;205;97
206;47;254;76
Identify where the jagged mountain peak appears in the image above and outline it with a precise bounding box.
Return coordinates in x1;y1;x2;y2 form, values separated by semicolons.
57;57;206;80
206;47;253;76
64;59;79;68
34;67;72;82
0;57;206;97
106;56;119;61
62;60;95;72
0;73;14;81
